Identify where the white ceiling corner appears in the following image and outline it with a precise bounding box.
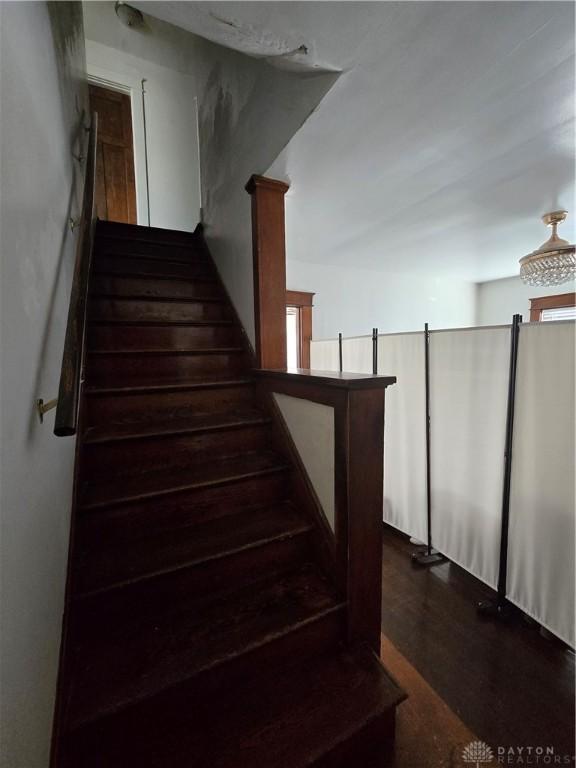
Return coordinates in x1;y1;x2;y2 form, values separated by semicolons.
135;1;575;283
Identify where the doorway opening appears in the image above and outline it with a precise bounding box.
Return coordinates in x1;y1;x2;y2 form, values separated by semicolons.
286;290;315;369
89;83;137;224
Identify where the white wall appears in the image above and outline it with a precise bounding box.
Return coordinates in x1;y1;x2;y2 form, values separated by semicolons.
198;51;338;347
476;275;576;326
83;2;201;231
0;4;88;766
84;2;337;345
274;394;335;531
287;258;477;340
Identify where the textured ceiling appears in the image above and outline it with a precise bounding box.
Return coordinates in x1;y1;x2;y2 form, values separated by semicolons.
135;2;575;281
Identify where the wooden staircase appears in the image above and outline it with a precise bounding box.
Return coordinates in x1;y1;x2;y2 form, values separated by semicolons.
53;219;405;767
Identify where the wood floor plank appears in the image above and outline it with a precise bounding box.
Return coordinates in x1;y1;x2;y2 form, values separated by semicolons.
381;525;575;758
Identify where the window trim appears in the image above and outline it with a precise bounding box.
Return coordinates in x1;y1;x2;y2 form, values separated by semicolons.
286;290;315;368
529;292;576;321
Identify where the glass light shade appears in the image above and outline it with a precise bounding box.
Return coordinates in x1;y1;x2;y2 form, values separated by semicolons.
519;211;576;287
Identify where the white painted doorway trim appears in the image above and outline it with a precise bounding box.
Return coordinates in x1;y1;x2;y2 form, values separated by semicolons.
86;68;149;226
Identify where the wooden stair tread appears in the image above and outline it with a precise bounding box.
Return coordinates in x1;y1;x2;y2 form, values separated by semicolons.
161;644;405;768
94;251;207;267
87;347;244;357
74;503;311;595
93;265;213;280
93;270;218;284
97;221;197;244
81;451;290;509
85;372;250;392
83;408;269;443
85;376;253;396
66;644;404;768
88;318;235;327
67;563;343;727
89;293;224;304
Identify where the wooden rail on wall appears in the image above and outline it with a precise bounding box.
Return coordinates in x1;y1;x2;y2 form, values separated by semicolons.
54;113;98;437
255;368;396;652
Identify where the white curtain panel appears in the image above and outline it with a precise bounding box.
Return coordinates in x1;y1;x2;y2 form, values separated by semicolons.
507;321;575;647
342;336;373;373
429;327;511;588
379;333;428;542
310;339;340;371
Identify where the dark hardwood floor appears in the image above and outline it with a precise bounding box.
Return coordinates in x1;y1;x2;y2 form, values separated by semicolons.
381;525;575;760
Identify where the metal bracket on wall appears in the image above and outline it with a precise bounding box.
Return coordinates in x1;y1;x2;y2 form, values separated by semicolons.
36;398;58;425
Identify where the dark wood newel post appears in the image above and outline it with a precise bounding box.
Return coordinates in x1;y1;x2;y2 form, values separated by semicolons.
245;175;290;369
341;387;386;652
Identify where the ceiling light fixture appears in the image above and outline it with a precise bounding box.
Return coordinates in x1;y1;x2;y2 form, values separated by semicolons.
519;210;576;286
115;1;144;29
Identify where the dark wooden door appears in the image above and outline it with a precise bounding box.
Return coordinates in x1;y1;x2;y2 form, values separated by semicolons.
89;84;137;224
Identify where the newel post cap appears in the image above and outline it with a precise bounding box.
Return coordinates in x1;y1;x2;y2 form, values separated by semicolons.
245;175;290;195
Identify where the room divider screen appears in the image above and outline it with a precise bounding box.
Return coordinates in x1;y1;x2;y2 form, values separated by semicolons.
310;320;575;647
428;327;510;589
507;321;575;646
379;333;428;544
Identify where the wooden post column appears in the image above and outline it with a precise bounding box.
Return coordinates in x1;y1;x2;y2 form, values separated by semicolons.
342;387;386;651
245;175;290;369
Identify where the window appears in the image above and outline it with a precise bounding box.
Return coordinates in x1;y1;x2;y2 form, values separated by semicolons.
540;306;576;322
286;290;315;369
286;306;300;368
530;293;576;322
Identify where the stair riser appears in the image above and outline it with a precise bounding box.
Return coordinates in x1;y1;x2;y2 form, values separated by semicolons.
95;240;204;261
85;385;256;426
72;515;306;596
65;608;346;768
86;352;246;386
81;464;290;512
313;709;397;768
97;222;197;246
96;255;214;279
71;531;312;636
88;324;241;351
78;474;290;542
90;275;223;300
81;425;271;481
89;298;230;324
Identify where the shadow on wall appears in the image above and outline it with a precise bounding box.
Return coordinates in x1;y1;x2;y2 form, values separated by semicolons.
25;156;82;443
25;5;91;442
198;58;339;214
196;49;339;346
200;63;234;216
48;2;88;147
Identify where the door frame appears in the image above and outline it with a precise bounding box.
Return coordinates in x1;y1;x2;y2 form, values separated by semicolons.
286;290;314;369
89;81;138;225
87;72;146;225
